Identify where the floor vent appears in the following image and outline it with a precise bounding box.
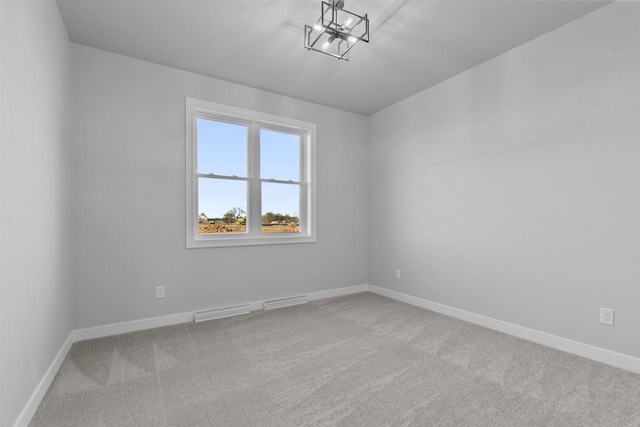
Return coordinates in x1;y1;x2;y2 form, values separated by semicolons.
263;295;308;311
194;304;251;322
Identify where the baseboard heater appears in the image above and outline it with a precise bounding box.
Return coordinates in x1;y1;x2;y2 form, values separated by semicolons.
194;304;251;322
263;295;308;311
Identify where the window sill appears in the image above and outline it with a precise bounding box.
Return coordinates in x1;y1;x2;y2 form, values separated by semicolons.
186;234;316;248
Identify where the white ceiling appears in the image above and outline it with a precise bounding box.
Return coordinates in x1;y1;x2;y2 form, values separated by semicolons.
56;0;610;116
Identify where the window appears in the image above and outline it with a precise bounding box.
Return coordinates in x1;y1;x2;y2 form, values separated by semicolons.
186;98;316;248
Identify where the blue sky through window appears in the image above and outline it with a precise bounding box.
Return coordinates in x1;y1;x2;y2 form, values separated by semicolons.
261;129;300;181
197;118;300;219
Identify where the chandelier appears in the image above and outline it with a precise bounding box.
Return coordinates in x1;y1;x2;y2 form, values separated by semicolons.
304;0;369;61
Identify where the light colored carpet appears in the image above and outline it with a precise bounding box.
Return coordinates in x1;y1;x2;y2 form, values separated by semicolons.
30;292;640;426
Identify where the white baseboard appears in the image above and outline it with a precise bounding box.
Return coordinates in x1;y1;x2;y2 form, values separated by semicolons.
12;332;74;427
368;285;640;375
308;284;369;301
73;311;194;341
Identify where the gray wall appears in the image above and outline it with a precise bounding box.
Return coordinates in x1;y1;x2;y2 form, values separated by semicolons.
71;45;369;329
369;2;640;358
0;1;74;425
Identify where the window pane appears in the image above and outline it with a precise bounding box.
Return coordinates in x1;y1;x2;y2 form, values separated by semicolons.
198;178;247;234
261;183;299;233
197;118;247;176
260;129;300;181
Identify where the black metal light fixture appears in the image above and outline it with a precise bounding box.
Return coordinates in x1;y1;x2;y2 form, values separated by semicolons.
304;0;369;61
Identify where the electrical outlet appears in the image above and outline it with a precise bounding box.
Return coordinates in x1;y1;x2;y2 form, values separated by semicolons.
156;286;165;299
395;269;401;279
599;307;614;326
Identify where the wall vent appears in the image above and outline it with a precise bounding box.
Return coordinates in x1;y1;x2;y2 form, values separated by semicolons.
194;304;251;322
263;295;308;311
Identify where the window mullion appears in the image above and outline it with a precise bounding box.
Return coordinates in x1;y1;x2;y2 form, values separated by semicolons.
247;123;261;236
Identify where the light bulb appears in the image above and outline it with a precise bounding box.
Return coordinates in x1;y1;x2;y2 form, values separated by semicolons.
322;34;336;49
314;23;323;32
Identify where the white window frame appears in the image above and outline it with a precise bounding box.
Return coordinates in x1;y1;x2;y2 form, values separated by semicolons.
186;97;316;248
